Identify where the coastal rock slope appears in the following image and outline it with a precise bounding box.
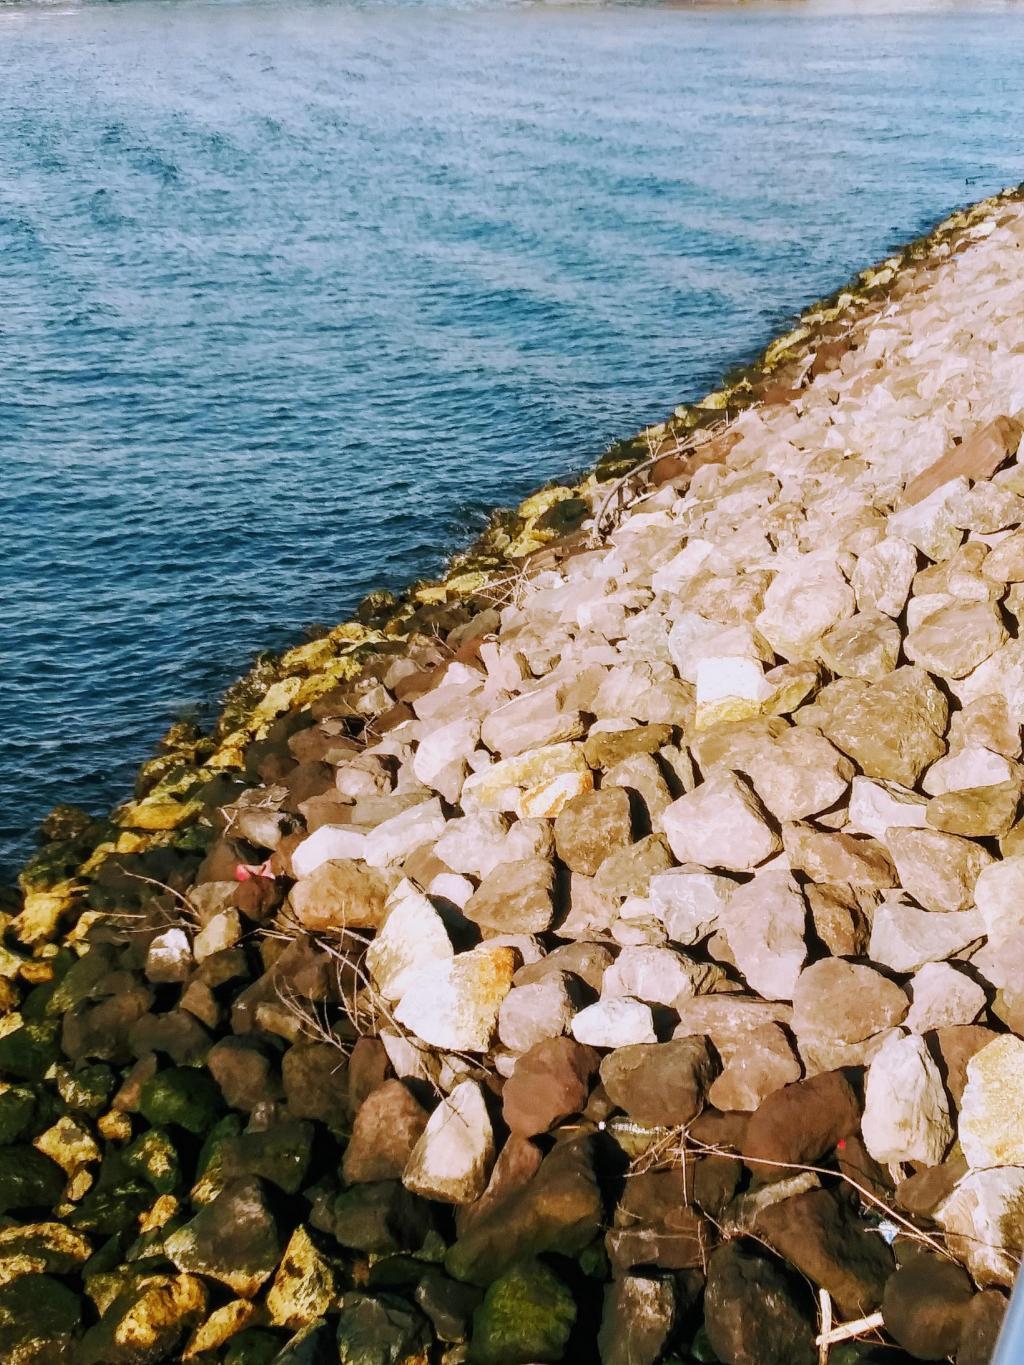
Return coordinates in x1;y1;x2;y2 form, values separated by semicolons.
4;191;1024;1362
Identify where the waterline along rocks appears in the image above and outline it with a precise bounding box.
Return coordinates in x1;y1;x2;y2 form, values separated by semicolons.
4;187;1024;1364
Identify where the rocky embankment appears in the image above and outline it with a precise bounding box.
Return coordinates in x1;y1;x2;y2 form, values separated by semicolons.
4;188;1024;1365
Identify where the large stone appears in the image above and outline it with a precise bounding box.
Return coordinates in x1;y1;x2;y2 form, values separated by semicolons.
291;826;368;880
553;788;632;876
817;610;901;682
366;885;453;1002
502;1036;599;1137
937;1167;1024;1287
927;780;1021;837
885;827;992;912
461;744;593;818
497;975;578;1055
792;959;907;1045
599;1037;717;1126
742;1071;861;1181
481;686;584;758
754;1187;893;1317
703;1243;816;1365
708;1022;802;1112
861;1032;952;1166
469;1259;576;1365
905;962;986;1032
434;812;511;878
949;693;1022;758
974;854;1024;940
958;1035;1024;1168
923;742;1018;794
847;776;928;839
404;1080;495;1205
79;1273;207;1365
869;897;986;972
662;772;780;871
335;1293;431;1365
597;1275;675;1365
851;536;917;617
818;666;947;787
647;869;736;946
413;715;481;800
719;869;806;1001
952;639;1024;725
288;860;392;933
165;1178;281;1297
394;944;516;1052
888;476;968;558
905;599;1007;679
755;557;855;662
266;1225;338;1330
592;834;673;900
363;798;447;868
957;1290;1008;1365
903;415;1023;507
464;858;557;934
743;727;854;822
571;998;657;1049
341;1081;429;1185
601;945;711;1007
881;1254;974;1360
782;823;897;892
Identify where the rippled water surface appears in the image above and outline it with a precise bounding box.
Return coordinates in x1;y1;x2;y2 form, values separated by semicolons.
2;0;1024;877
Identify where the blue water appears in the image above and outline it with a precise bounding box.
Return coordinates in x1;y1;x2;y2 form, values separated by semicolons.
2;0;1023;880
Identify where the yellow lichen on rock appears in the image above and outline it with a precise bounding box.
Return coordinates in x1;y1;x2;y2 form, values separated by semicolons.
266;1225;338;1328
183;1299;259;1359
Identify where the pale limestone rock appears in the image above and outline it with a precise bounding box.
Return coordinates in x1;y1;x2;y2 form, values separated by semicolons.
461;743;593;818
667;614;772;684
403;1080;495;1204
869;898;986;973
913;540;997;602
648;869;736;946
887;477;968;560
741;728;853;823
960;1036;1024;1170
194;910;241;962
904;599;1007;680
974;856;1024;940
363;799;447;869
693;656;774;730
926;781;1021;838
948;694;1022;758
394;944;516;1052
981;527;1024;582
433;812;510;878
885;827;993;913
847;776;929;840
719;868;806;1001
922;744;1018;796
952;639;1024;724
601;945;712;1008
146;928;192;984
366;885;453;1003
905;962;987;1033
937;1167;1024;1288
497;975;577;1054
817;611;901;682
605;753;673;832
650;538;716;595
291;824;368;879
479;686;584;758
428;871;474;908
412;716;481;801
861;1032;953;1166
818;667;947;787
953;480;1024;533
661;771;780;872
791;959;908;1045
851;537;918;617
782;823;897;893
708;1023;802;1112
673;995;792;1044
755;557;856;661
762;659;821;716
500;818;556;869
571;997;658;1048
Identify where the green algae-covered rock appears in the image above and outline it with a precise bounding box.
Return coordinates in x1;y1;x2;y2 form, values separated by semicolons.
79;1271;208;1365
123;1129;181;1195
0;1145;65;1214
470;1260;576;1364
221;1119;314;1196
164;1178;282;1297
335;1292;431;1365
54;1061;116;1117
0;1272;83;1360
0;1087;36;1145
0;1018;61;1082
272;1318;337;1364
225;1327;286;1364
138;1066;224;1135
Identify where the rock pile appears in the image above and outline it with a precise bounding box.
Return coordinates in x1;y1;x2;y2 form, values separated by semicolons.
4;191;1024;1363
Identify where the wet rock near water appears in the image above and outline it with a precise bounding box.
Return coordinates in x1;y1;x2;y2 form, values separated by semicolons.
4;191;1024;1363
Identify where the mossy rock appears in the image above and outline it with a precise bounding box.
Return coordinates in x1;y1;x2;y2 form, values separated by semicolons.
534;497;589;536
138;1067;224;1135
0;1088;37;1145
220;1120;314;1196
223;1327;286;1364
470;1259;577;1364
54;1062;116;1118
123;1129;182;1195
0;1018;61;1083
0;1146;65;1215
78;1270;207;1365
0;1273;83;1359
67;1171;152;1238
335;1292;431;1365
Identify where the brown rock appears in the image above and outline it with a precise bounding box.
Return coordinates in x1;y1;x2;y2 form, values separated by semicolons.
904;599;1007;680
782;824;897;892
341;1080;429;1184
708;1023;802;1113
514;941;614;992
599;1038;717;1127
207;1037;280;1112
882;1254;974;1360
592;834;674;900
456;1134;543;1240
957;1289;1008;1365
896;1153;969;1218
754;1187;894;1317
345;1037;389;1121
502;1036;599;1137
607;1166;713;1273
282;1042;349;1128
553;788;633;876
927;780;1021;837
792;959;908;1045
582;725;673;771
704;1243;816;1365
948;694;1021;758
463;857;557;934
819;666;947;787
742;1071;862;1182
805;883;870;957
886;827;993;913
288;859;392;932
901;413;1023;508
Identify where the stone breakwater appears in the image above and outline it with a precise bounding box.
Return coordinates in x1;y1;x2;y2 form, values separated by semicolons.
4;188;1024;1365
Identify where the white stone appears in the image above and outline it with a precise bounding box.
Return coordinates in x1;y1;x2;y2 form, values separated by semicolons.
393;944;515;1052
427;872;474;908
648;869;736;946
887;477;968;560
869;898;986;973
145;927;192;983
403;1080;495;1204
461;743;593;817
571;997;657;1048
959;1036;1024;1169
651;538;716;594
974;856;1024;941
480;686;582;758
694;656;774;730
904;962;987;1033
366;885;453;1002
861;1032;953;1166
363;798;447;869
922;744;1017;796
719;869;807;1002
847;776;929;840
433;812;510;878
194;910;241;962
412;716;481;801
755;557;855;661
662;771;781;872
290;824;368;879
600;945;708;1007
851;537;918;617
952;639;1024;724
497;975;577;1054
937;1167;1024;1288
